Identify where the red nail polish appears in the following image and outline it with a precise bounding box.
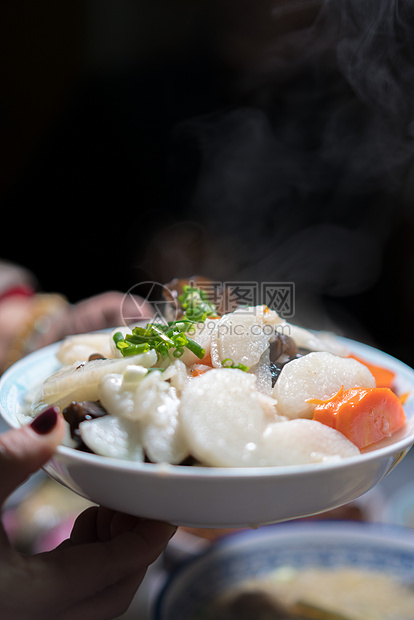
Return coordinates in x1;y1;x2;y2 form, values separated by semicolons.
30;407;59;435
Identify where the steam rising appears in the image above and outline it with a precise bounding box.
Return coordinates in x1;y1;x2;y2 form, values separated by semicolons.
145;1;414;330
336;0;414;131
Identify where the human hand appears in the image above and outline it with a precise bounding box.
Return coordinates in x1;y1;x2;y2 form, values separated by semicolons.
0;408;176;620
65;290;154;336
0;290;153;373
33;290;153;349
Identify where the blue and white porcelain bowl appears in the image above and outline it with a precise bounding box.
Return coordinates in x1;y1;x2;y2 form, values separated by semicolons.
154;521;414;620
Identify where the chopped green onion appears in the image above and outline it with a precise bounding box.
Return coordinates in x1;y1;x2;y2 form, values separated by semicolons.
115;340;151;356
173;321;190;332
221;358;249;372
178;285;217;319
172;348;185;358
150;324;175;345
114;285;215;359
113;331;125;345
183;336;205;359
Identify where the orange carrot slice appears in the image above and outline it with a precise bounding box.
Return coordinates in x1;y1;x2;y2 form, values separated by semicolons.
348;354;396;389
200;352;213;366
312;386;406;449
400;392;410;405
190;363;212;377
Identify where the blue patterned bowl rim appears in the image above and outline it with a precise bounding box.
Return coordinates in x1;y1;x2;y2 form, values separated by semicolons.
154;520;414;620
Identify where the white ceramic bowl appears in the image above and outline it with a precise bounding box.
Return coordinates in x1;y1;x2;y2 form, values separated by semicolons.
154;521;414;620
0;337;414;528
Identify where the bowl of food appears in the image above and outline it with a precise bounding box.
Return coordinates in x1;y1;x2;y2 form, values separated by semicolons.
154;520;414;620
0;282;413;528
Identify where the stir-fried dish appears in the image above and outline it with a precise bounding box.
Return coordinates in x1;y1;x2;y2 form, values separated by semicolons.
23;279;406;467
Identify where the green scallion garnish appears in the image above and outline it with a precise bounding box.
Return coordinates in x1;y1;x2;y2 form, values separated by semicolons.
222;358;250;372
114;285;213;359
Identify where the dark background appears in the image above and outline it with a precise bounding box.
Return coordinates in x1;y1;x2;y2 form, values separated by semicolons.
2;1;414;366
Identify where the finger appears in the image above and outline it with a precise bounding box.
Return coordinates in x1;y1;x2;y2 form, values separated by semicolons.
95;506;118;542
69;506;100;544
109;511;146;539
72;506;121;545
71;506;151;545
38;520;176;609
118;293;153;324
0;408;65;506
94;507;143;542
56;569;147;620
69;506;116;547
72;292;153;334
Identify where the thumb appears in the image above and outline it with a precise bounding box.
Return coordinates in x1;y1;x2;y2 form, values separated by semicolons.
0;407;65;506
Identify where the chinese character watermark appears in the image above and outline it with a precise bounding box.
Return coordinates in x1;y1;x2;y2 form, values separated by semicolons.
121;280;295;326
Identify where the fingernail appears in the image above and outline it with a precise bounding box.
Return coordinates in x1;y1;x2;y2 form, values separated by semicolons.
30;406;59;435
